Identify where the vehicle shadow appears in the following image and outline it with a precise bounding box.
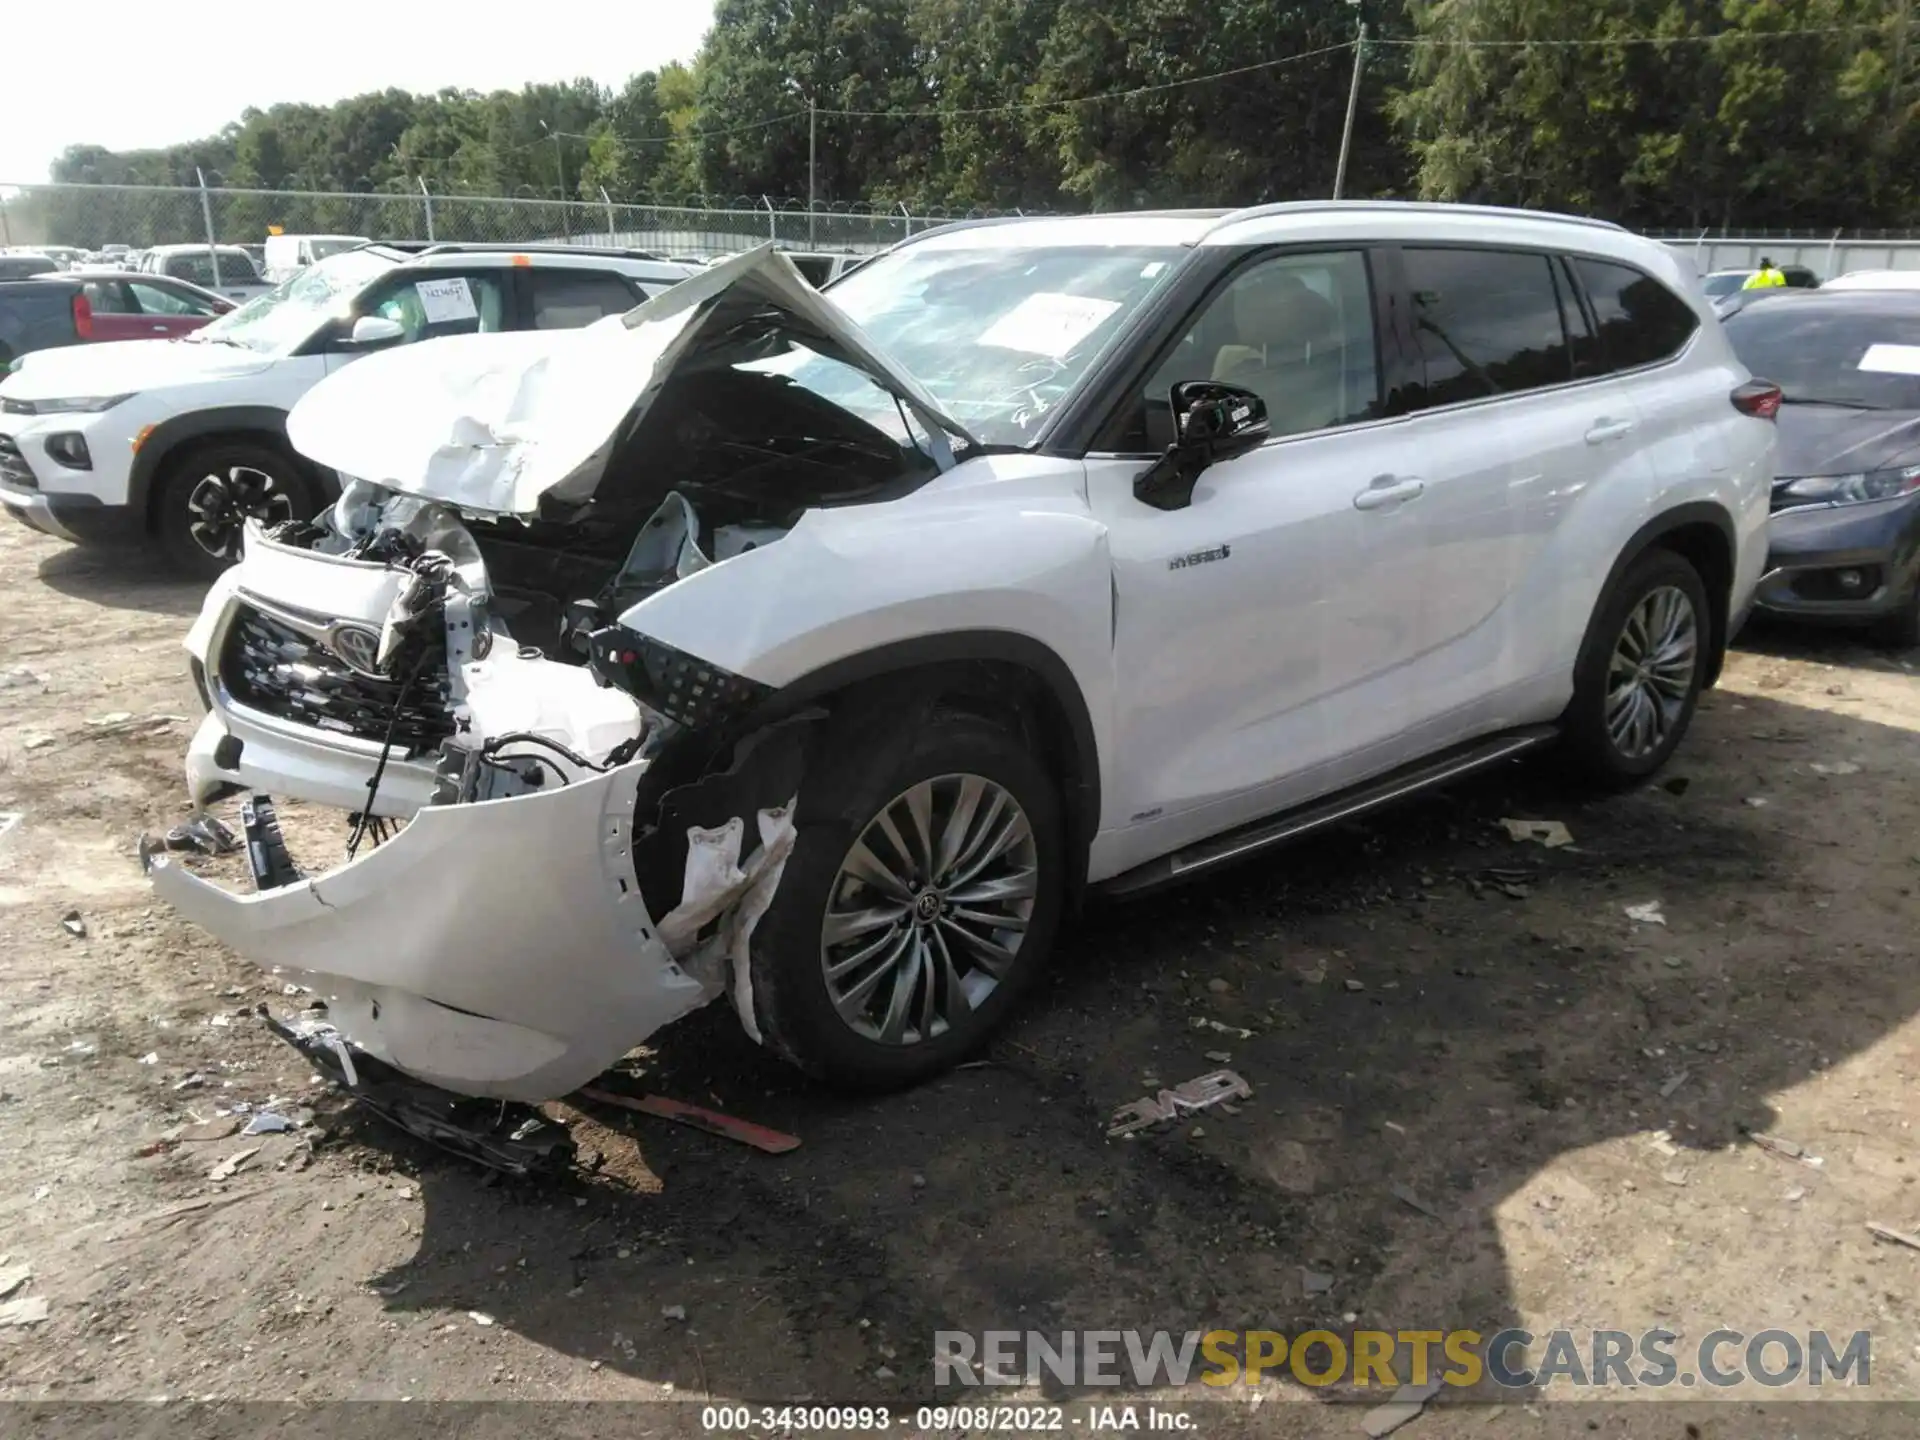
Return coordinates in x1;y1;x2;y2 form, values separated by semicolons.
1734;612;1918;672
35;543;204;619
360;684;1920;1411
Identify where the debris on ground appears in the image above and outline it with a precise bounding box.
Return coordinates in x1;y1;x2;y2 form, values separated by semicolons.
59;910;86;938
0;1262;30;1299
241;1111;297;1136
1361;1379;1443;1437
577;1086;801;1154
1624;901;1667;926
1500;818;1573;848
207;1147;260;1181
1204;1050;1232;1064
1811;761;1862;776
1206;977;1232;994
661;1304;687;1321
1190;1017;1254;1039
0;1297;49;1328
1744;1128;1823;1167
1296;958;1328;985
1644;1130;1681;1158
1659;1070;1691;1099
137;1052;158;1065
1744;796;1770;808
1661;1165;1691;1187
164;814;240;856
1390;1183;1442;1219
88;711;134;726
1301;1267;1335;1296
1344;978;1367;992
22;735;54;751
176;1117;243;1143
1866;1222;1920;1252
469;1311;496;1327
1107;1070;1253;1138
172;1073;207;1092
0;812;20;841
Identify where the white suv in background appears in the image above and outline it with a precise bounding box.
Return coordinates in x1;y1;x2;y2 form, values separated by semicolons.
151;207;1776;1108
0;244;695;576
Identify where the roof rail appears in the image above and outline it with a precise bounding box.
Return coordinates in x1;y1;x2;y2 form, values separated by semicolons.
411;241;669;261
1208;200;1629;236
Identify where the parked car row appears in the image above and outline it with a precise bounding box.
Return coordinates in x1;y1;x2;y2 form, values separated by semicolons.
0;204;1906;1137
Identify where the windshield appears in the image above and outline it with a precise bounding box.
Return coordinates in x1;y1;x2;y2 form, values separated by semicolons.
1702;272;1750;298
806;243;1184;448
309;238;369;261
1723;303;1920;410
192;249;392;354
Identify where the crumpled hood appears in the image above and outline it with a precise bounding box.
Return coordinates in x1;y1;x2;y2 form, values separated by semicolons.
285;246;977;518
1775;405;1920;477
0;336;273;395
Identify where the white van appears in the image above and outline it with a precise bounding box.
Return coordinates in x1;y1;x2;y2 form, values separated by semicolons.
262;234;372;283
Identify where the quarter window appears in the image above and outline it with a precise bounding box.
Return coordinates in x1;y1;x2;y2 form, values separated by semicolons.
1137;250;1380;445
1402;248;1574;409
1574;258;1698;372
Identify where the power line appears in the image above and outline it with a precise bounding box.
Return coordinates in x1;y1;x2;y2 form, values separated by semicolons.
1376;23;1879;50
816;40;1357;118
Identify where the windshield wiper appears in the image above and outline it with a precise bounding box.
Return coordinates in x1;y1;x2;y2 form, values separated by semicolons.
1779;395;1887;410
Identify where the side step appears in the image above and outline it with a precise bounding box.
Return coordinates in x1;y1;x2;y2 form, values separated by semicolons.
1096;725;1558;900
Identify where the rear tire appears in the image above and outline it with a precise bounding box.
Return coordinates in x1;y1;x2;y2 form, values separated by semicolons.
749;704;1065;1090
155;439;314;582
1561;547;1710;788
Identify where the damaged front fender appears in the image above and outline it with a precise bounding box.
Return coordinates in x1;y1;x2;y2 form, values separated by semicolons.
148;761;704;1103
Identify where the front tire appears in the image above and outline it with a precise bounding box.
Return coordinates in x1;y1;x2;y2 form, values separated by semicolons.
749;705;1065;1090
1562;547;1710;788
155;440;314;581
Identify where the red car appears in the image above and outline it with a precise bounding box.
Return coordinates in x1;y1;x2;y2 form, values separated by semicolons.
55;271;236;340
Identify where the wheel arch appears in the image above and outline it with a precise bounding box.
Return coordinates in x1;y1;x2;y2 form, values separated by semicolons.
132;407;332;531
1585;502;1738;688
766;632;1101;902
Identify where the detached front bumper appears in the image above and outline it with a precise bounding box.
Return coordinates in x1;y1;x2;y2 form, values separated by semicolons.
1755;492;1920;623
146;760;708;1103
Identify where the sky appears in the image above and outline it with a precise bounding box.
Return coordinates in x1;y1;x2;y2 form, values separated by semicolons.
0;1;716;184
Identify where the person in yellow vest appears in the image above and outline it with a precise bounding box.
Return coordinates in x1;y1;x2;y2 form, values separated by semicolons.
1743;257;1788;289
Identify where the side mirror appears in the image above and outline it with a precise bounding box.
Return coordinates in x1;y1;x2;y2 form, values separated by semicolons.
347;314;406;348
1133;381;1270;512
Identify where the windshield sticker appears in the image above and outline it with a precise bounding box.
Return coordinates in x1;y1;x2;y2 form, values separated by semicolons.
415;277;478;325
979;292;1123;358
1858;342;1920;376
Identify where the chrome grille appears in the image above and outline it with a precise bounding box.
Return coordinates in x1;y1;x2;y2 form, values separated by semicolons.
219;604;455;756
0;434;36;490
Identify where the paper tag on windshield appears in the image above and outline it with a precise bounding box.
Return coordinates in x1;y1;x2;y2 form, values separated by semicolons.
1858;342;1920;376
415;277;478;325
979;293;1122;358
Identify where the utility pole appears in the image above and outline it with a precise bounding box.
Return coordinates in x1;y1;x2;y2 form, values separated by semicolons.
542;121;570;239
1333;14;1368;200
808;100;818;246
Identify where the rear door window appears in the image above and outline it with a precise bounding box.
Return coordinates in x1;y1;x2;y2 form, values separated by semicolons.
1402;248;1575;410
527;269;641;329
1573;259;1699;373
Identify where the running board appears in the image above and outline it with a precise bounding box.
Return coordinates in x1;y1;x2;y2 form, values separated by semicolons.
1096;725;1559;900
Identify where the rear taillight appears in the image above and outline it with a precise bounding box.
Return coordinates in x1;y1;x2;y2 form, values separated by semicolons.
71;291;93;340
1732;379;1782;420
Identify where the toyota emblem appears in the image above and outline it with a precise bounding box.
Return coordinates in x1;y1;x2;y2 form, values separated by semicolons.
326;624;386;678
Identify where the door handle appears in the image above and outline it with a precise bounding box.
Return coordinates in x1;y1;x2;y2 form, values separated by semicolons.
1585;417;1635;444
1353;474;1426;511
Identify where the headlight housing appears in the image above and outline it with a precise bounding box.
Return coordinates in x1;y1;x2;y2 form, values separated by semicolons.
1776;466;1920;507
18;393;136;416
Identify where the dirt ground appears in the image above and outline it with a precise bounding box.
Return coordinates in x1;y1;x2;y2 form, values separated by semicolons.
3;516;1920;1436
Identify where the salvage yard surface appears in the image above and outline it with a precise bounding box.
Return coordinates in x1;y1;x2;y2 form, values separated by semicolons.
3;516;1920;1433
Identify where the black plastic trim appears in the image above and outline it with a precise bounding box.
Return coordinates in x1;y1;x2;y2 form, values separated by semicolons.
128;405;308;523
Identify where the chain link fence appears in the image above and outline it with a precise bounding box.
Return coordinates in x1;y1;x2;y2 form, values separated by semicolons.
0;181;1037;263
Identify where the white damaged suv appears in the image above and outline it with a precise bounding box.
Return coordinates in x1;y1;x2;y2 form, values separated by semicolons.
149;206;1778;1107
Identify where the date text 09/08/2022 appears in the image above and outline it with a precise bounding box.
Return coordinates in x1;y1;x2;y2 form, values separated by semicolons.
699;1405;1195;1432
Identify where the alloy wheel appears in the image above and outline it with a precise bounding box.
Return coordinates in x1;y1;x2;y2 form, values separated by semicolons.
185;465;294;561
1605;584;1699;759
820;773;1039;1047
